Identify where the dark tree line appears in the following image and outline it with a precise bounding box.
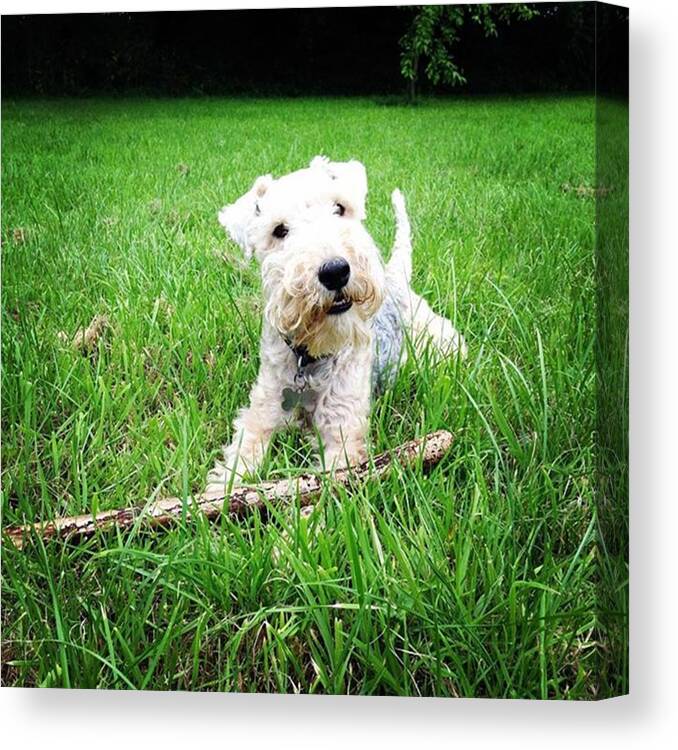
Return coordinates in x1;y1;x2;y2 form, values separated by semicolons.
1;4;627;97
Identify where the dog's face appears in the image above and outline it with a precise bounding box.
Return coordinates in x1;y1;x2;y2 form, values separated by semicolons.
219;157;385;357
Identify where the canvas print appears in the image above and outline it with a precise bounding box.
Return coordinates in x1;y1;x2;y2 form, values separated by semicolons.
1;2;629;698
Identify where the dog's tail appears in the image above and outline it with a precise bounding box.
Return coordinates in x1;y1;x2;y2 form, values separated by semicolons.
386;188;468;362
386;188;412;287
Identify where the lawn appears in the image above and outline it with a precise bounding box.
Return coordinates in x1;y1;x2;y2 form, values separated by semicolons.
1;96;627;697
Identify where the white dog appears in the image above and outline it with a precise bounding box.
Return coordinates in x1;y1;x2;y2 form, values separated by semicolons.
206;156;465;491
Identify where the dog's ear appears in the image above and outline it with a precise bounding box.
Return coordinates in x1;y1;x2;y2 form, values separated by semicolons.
309;156;368;220
218;174;273;259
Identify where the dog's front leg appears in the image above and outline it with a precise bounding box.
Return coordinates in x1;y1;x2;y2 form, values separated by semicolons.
312;357;371;471
206;366;287;492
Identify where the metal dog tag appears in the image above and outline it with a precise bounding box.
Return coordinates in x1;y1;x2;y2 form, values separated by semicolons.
281;386;315;412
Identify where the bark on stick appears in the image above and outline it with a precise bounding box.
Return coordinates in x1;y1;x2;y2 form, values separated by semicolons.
4;429;453;550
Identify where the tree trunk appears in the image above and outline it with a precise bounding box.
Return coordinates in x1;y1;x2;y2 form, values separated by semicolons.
408;52;420;103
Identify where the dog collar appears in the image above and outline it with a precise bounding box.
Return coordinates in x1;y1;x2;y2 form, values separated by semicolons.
281;335;331;369
283;338;318;368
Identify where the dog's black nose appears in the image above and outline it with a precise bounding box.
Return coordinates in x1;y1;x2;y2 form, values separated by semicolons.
318;257;350;291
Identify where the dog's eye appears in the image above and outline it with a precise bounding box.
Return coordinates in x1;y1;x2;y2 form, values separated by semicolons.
334;203;346;217
272;223;288;239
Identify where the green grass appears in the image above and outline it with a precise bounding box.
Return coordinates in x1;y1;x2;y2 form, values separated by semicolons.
1;96;627;697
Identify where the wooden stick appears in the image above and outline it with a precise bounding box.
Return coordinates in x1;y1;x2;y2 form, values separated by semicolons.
4;430;453;550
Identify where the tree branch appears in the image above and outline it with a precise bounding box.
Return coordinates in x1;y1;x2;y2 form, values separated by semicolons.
4;430;454;550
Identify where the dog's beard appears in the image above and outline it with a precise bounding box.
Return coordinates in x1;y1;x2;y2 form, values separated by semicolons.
263;258;383;357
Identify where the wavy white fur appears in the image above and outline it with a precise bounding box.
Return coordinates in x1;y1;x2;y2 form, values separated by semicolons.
207;157;466;491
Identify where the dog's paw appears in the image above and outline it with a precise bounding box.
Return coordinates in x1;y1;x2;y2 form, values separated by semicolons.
204;460;243;496
316;447;367;474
